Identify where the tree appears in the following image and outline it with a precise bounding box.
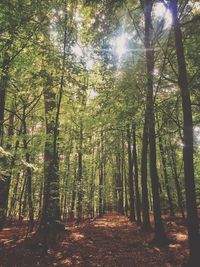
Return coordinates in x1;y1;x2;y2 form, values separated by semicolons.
169;0;200;264
141;0;168;244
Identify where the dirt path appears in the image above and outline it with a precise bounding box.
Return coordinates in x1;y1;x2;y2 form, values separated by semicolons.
0;212;188;266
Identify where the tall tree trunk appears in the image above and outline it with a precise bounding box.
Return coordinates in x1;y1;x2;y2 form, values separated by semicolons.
18;173;26;222
170;0;200;263
141;0;168;244
157;125;174;217
22;108;34;232
141;115;151;231
132;125;141;225
122;133;128;216
168;141;185;218
37;73;62;248
127;126;136;221
120;135;125;215
99;132;104;216
88;142;95;218
116;152;123;214
0;106;16;229
0;53;10;144
9;172;20;218
63;150;72;221
77;122;83;222
70;169;77;220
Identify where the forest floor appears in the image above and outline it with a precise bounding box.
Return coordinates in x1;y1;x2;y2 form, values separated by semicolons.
0;212;190;267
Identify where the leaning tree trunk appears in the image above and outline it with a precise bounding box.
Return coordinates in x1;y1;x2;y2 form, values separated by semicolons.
141;0;168;245
170;0;200;264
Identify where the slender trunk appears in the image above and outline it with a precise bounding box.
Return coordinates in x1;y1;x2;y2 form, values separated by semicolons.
77;123;83;222
124;173;129;216
38;176;43;219
168;140;185;218
141;116;151;230
19;174;26;222
122;134;128;216
99;132;104;216
88;143;95;218
63;153;71;221
9;172;20;218
70;180;76;219
157;127;174;217
0;53;10;144
121;136;125;215
132;125;142;225
22;109;34;232
116;152;123;214
0;107;16;229
127;126;136;221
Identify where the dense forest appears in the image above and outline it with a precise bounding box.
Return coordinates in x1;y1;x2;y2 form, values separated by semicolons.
0;0;200;266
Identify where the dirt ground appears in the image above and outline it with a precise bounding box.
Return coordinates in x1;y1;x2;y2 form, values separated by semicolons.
0;212;189;266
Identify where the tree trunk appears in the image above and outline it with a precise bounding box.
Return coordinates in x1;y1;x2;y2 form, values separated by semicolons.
141;0;168;244
18;173;26;222
0;107;16;229
127;126;136;221
99;132;105;216
63;152;71;221
132;125;142;225
22;108;34;232
168;139;185;218
38;73;62;248
0;53;10;144
141;114;151;231
88;141;95;218
157;125;174;217
170;0;200;264
9;172;20;218
116;152;123;214
70;157;77;220
77;122;83;222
